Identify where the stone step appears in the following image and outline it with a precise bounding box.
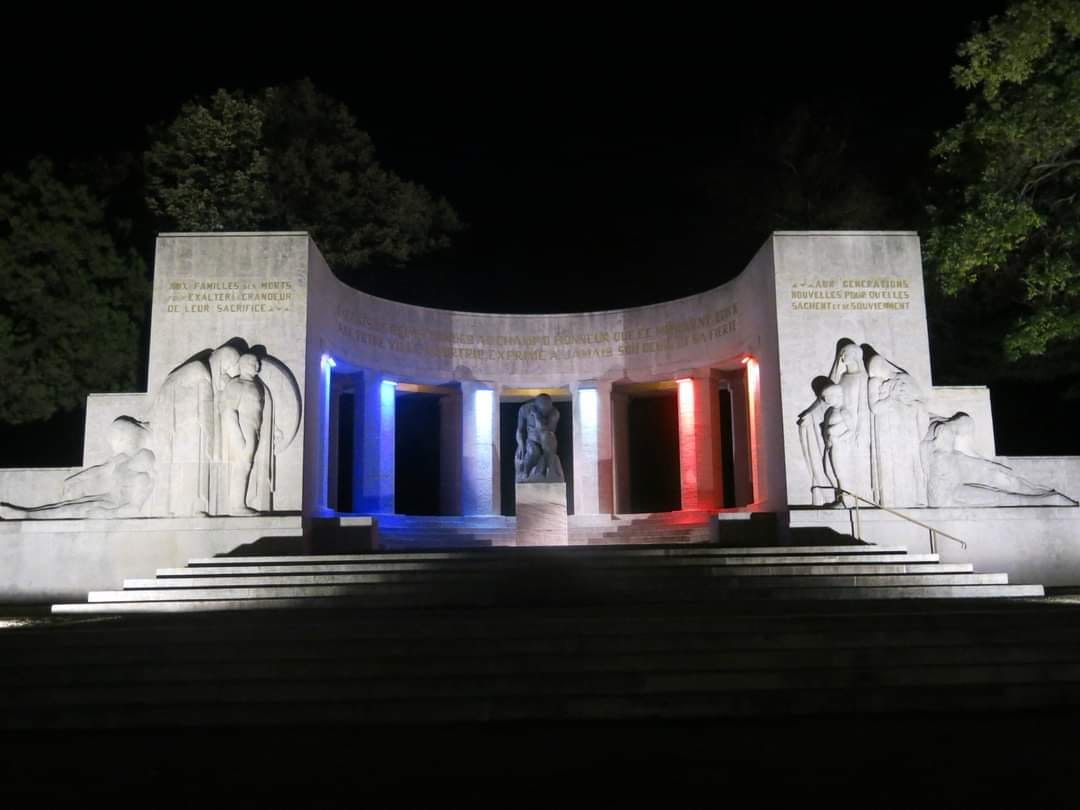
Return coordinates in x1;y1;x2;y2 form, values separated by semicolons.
151;562;976;578
585;535;711;544
605;534;717;540
182;545;911;566
9;680;1080;730
377;529;515;535
378;542;494;548
77;582;1042;608
14;619;1080;663
4;659;1079;714
180;554;943;572
28;600;1080;633
121;572;1008;590
6;642;1080;688
29;604;1080;648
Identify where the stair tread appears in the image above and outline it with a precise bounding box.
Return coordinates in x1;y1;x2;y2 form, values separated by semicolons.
122;573;1008;589
184;545;911;566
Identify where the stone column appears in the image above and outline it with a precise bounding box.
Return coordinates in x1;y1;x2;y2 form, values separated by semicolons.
676;371;721;511
461;381;499;516
571;381;614;515
611;389;631;514
353;370;395;514
439;390;463;515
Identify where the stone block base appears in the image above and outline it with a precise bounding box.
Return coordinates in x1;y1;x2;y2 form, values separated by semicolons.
0;515;303;602
515;482;568;546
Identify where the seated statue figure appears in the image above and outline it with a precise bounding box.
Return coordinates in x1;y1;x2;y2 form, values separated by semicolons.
514;394;564;483
0;418;156;519
922;413;1078;507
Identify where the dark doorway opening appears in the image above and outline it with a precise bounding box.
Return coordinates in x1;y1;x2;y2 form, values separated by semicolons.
395;392;441;515
336;391;355;512
628;393;680;513
718;388;736;508
500;400;574;516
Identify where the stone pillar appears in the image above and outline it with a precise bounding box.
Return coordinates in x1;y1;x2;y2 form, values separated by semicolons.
312;353;336;515
611;389;631;514
571;381;614;515
461;381;499;516
746;357;763;505
439;390;463;515
353;370;395;514
676;372;721;511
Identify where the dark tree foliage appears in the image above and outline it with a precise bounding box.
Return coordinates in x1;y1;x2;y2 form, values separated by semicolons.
927;0;1080;362
688;102;922;260
746;105;901;232
0;160;148;424
144;79;462;273
144;88;270;232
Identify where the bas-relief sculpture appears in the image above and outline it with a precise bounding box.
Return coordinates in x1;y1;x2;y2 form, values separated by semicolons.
0;338;301;521
798;337;1076;509
922;413;1077;508
514;394;565;484
152;339;301;517
867;353;929;508
0;418;156;519
797;339;876;507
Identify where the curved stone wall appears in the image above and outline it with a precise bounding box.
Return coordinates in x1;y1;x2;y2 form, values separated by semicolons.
313;257;765;386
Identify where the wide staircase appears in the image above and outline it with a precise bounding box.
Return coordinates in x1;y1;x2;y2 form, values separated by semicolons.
6;541;1075;734
572;511;717;544
51;542;1039;614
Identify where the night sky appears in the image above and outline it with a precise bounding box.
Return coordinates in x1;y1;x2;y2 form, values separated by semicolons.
9;2;1068;460
3;4;1006;313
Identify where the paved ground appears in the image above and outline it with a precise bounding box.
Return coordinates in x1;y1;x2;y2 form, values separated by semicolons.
2;600;1079;804
2;712;1077;804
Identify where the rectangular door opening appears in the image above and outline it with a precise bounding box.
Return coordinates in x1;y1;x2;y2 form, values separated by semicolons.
627;392;681;513
394;392;442;515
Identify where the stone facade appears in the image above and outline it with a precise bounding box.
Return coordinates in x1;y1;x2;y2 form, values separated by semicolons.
2;231;1080;598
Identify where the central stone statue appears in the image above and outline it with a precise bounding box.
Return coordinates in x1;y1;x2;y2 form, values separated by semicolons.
514;394;565;483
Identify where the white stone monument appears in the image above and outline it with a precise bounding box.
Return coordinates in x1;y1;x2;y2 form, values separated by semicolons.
3;230;1080;600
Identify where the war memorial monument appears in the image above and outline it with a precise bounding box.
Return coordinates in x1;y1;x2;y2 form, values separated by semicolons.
2;230;1079;607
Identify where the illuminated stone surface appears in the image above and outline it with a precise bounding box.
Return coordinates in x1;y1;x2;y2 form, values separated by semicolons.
515;483;568;546
3;231;1080;600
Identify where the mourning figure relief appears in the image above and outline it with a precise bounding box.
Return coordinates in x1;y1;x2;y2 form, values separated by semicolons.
0;417;156;519
797;339;872;506
0;338;301;521
799;338;1074;509
514;394;565;483
154;339;301;517
866;353;929;507
921;413;1077;507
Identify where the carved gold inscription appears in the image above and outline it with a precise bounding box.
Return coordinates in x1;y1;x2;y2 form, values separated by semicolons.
335;304;739;363
165;280;293;315
789;279;911;312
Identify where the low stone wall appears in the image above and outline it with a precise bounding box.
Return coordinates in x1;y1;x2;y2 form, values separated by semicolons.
0;515;303;603
998;456;1080;502
790;506;1080;587
0;468;82;509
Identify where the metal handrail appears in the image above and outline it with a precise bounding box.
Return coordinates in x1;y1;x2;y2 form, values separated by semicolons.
838;489;967;553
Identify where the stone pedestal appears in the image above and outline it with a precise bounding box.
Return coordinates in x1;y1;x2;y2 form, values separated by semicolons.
515;482;568;546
